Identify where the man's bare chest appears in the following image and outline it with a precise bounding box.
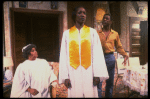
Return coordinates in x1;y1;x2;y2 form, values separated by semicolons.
104;32;110;39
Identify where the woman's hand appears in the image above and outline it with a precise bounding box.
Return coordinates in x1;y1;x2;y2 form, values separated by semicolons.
27;87;39;96
64;79;72;88
93;77;100;86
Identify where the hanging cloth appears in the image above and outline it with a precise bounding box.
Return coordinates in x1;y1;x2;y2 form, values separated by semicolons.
69;25;91;69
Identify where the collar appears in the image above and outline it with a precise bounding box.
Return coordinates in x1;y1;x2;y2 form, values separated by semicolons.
74;25;87;32
99;29;115;34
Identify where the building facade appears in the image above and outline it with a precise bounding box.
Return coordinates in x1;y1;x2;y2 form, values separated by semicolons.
3;1;148;75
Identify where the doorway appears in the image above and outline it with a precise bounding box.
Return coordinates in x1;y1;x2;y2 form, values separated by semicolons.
10;8;63;73
129;17;148;65
140;21;148;65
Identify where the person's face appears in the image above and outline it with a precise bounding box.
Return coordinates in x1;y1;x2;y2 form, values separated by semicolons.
102;15;112;26
76;7;86;24
29;48;38;59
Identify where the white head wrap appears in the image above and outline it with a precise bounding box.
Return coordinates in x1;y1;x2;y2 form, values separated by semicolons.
22;44;32;52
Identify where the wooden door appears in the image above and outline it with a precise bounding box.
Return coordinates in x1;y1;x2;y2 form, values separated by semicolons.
10;8;63;73
140;21;148;65
14;12;28;69
129;17;147;65
27;14;59;62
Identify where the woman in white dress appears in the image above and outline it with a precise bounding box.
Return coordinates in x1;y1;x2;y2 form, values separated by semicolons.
10;44;58;98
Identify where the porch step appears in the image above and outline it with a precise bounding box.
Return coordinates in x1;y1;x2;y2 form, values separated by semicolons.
132;52;141;55
132;36;141;39
132;44;140;47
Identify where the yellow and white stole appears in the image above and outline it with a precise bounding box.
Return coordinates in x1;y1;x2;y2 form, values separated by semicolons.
69;25;91;69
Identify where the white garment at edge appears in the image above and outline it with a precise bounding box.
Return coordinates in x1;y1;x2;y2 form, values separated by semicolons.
59;26;109;98
5;69;13;80
10;58;57;98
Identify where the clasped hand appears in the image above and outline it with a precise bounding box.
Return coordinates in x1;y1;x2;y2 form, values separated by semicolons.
27;87;39;96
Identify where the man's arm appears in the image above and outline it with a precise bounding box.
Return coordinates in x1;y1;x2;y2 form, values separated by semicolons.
115;33;128;66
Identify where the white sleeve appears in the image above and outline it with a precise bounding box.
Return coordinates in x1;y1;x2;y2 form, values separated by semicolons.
59;31;69;84
92;29;109;82
10;64;30;97
43;59;57;85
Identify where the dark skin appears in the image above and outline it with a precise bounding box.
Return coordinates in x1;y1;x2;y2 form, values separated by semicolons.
64;7;100;89
102;15;112;39
102;15;128;65
75;7;86;31
28;48;38;61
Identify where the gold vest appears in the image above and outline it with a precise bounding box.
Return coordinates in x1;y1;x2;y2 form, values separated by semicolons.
69;25;91;69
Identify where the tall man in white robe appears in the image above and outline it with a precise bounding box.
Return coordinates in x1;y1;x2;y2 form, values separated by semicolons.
10;44;57;98
59;6;109;98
